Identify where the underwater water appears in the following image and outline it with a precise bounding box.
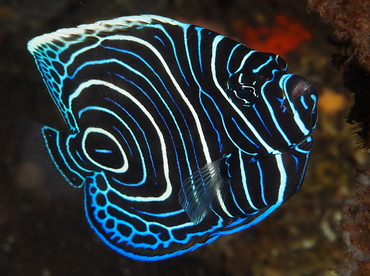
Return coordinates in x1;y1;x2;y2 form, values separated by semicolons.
0;0;366;275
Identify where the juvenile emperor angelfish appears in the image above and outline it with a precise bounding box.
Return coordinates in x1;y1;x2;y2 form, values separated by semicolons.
27;15;318;261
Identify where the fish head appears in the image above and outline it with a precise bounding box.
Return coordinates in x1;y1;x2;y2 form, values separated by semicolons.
225;53;317;153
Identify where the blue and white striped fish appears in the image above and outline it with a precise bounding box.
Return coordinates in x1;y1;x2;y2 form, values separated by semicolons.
27;15;318;261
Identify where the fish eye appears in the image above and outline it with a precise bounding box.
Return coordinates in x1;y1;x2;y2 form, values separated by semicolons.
231;85;258;106
226;73;259;107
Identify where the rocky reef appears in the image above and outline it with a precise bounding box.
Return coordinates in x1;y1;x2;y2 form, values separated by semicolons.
308;1;370;275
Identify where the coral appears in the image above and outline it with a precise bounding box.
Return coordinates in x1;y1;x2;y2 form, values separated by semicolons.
308;1;370;274
308;0;370;149
308;0;370;70
334;169;370;276
242;13;311;59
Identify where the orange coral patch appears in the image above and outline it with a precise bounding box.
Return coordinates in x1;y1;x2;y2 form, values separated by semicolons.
242;14;312;59
318;88;349;115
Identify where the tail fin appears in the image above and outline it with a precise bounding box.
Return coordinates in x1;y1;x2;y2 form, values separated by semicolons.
15;119;78;199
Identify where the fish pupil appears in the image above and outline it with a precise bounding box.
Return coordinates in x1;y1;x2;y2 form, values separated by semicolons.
227;73;259;106
236;86;253;99
232;85;258;106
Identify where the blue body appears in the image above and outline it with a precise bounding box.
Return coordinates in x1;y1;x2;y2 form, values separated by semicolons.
27;15;318;261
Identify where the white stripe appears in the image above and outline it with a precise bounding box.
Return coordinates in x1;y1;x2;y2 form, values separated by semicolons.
279;74;309;136
239;150;258;210
274;154;287;203
82;127;129;173
69;34;212;164
233;50;257;73
78;106;147;185
259;78;292;145
210;36;276;154
111;35;212;164
30;22;212;163
181;25;213;163
216;188;234;219
70;79;172;202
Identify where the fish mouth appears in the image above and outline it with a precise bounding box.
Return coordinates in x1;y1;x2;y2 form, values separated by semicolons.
289;76;316;100
286;75;318;130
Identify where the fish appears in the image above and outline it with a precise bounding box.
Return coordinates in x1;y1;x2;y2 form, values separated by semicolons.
27;14;318;261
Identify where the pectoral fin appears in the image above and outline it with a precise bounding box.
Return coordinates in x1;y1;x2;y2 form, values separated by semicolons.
178;154;230;224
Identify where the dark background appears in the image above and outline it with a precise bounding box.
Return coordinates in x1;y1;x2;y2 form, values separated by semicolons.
0;0;364;275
